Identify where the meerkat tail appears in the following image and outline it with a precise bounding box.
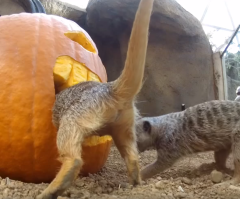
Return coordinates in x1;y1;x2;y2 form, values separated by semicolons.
113;0;154;100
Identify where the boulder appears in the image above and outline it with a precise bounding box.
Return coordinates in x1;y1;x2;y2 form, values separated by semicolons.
0;0;25;15
82;0;215;116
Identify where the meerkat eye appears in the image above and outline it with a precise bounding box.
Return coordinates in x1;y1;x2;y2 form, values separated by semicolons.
143;121;151;134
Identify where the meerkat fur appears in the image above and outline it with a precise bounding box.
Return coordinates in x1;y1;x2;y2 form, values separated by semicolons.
36;0;154;198
136;100;240;186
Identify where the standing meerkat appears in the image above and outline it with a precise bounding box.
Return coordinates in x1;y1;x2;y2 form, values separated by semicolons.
136;100;240;186
36;0;154;198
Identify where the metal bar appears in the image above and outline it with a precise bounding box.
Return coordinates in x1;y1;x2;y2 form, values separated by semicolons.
200;0;212;22
224;0;240;44
202;24;235;32
221;24;240;58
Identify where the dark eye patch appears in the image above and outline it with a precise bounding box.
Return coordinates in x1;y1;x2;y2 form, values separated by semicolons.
143;121;151;134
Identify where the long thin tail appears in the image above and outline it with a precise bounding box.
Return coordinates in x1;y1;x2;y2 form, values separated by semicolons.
112;0;154;100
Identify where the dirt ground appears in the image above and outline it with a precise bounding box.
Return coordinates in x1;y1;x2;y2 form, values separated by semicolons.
1;146;240;199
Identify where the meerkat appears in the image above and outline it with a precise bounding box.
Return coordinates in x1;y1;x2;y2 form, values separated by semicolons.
36;0;154;198
235;86;240;101
136;100;240;186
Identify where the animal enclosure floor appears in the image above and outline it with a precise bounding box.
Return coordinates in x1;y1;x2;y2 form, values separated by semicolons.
1;146;240;199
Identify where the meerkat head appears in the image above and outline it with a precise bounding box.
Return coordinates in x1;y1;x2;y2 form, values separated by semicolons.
136;118;155;153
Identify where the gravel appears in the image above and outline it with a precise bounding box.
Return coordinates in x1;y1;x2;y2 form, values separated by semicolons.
0;146;240;199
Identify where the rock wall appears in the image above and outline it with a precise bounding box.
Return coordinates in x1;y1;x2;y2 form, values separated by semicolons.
0;0;25;15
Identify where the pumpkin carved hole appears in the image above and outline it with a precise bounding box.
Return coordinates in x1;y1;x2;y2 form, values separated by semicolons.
53;55;101;94
64;31;97;54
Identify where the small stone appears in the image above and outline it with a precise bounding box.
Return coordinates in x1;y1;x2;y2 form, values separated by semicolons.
142;181;147;185
70;194;78;198
0;180;5;186
155;181;165;189
181;177;192;185
107;187;113;193
178;186;184;192
151;188;159;192
157;177;162;181
3;188;9;197
57;197;70;199
5;178;10;186
82;191;90;199
211;170;223;183
75;181;85;187
95;186;103;194
120;183;130;189
229;185;240;191
98;179;108;187
175;192;188;198
108;181;115;188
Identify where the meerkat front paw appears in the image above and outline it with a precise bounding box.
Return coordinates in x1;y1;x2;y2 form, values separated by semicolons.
36;192;55;199
130;171;142;186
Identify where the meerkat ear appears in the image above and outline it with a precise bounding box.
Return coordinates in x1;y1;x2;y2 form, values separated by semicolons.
143;121;151;134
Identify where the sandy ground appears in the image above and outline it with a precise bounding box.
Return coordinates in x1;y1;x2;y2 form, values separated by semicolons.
1;146;240;199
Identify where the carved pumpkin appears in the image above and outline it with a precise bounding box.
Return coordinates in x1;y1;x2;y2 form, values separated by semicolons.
0;13;112;183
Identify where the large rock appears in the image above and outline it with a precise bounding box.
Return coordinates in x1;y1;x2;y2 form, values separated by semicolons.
0;0;25;15
82;0;215;116
40;0;85;21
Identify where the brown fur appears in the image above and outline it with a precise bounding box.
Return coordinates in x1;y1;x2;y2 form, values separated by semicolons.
136;100;240;186
36;0;154;198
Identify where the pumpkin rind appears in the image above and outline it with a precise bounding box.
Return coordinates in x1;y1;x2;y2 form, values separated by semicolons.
81;136;112;175
0;13;108;183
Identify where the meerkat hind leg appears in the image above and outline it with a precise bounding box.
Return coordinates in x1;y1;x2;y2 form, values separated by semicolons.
36;123;89;199
141;160;162;180
36;156;82;199
214;148;231;170
140;159;174;181
112;126;141;186
215;131;240;187
229;131;240;185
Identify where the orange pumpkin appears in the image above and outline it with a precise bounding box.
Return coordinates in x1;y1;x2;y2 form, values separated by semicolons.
0;13;112;183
